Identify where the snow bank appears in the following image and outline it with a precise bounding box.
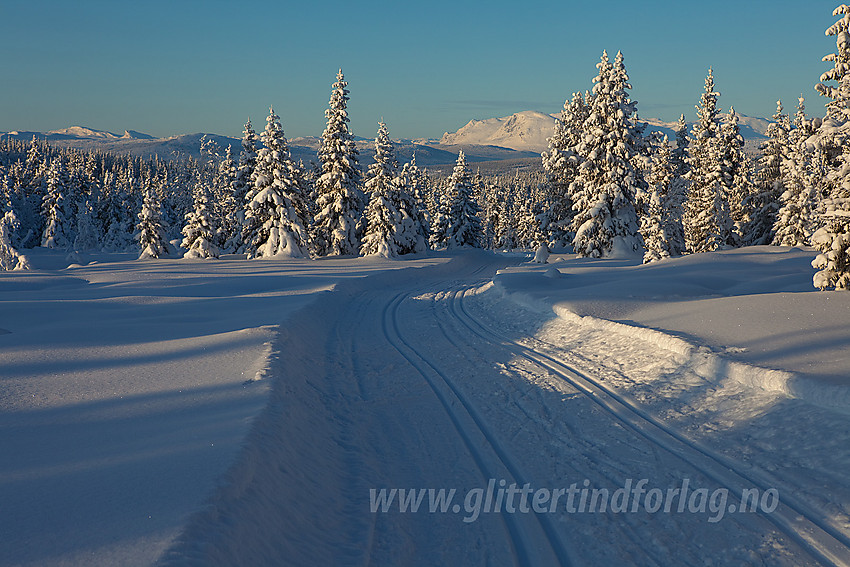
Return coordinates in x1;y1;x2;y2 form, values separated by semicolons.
491;247;850;414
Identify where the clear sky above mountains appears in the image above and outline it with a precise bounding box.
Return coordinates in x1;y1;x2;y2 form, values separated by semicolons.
1;0;842;140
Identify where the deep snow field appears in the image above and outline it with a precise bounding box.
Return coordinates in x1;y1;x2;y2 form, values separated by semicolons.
1;246;849;566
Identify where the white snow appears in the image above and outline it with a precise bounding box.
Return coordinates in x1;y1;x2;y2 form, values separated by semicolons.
2;246;849;566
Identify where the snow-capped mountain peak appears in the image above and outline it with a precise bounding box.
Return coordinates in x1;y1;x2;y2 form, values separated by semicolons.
440;111;558;152
48;126;121;139
439;109;771;154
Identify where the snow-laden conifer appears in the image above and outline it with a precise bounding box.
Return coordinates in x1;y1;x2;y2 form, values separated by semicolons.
720;107;751;244
0;199;29;270
774;96;819;246
137;181;170;259
41;158;72;249
541;92;587;248
182;181;219;259
744;101;789;245
227;120;258;253
213;145;237;251
684;69;737;252
242;107;311;259
444;151;483;248
810;6;850;289
72;198;100;252
399;153;431;246
570;50;643;258
361;122;426;257
312;70;364;256
816;4;850;120
641;136;680;262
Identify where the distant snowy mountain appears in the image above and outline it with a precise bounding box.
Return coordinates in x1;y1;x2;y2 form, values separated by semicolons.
0;126;534;167
3;126;157;142
440;111;558;153
438;110;771;155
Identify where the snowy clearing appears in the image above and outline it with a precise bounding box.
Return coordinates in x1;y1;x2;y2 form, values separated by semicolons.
2;247;849;566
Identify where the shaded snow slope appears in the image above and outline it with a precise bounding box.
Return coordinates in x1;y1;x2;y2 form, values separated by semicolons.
0;250;445;567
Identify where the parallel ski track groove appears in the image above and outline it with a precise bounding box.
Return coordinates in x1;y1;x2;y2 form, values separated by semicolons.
451;285;850;567
381;289;574;567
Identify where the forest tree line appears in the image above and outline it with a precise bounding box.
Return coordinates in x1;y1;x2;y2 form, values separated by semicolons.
2;5;850;289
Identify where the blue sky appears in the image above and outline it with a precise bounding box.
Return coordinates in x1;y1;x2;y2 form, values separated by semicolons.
0;0;843;140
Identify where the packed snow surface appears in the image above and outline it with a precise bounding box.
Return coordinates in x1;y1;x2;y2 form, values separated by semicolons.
2;246;849;566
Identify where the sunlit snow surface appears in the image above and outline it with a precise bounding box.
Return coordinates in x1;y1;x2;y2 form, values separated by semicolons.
1;246;849;566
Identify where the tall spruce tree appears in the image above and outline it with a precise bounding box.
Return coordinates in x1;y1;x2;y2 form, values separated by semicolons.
444;151;483;248
541;92;587;249
312;70;364;256
641;136;681;262
361;121;425;257
242;106;311;259
811;5;850;289
226;119;258;253
41;157;72;249
684;69;736;253
137;181;170;260
774;96;818;246
570;50;644;258
720;107;751;244
182;181;219;259
816;4;850;121
744;101;789;244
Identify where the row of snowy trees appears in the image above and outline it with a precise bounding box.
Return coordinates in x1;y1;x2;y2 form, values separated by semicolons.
0;70;489;269
533;3;850;289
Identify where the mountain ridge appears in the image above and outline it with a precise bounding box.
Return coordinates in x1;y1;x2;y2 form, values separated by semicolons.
2;110;772;166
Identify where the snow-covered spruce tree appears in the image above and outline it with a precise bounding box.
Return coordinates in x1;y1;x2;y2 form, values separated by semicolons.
211;145;237;250
399;153;431;246
17;136;46;246
816;4;850;121
225;119;259;253
72;198;100;252
541;91;588;249
182;181;219;259
744;101;789;245
361;121;426;257
444;150;483;248
312;70;364;256
774;96;819;246
720;107;751;244
570;50;644;258
811;5;850;289
641;136;680;262
673;114;690;176
242;106;310;259
0;205;30;270
428;180;451;248
684;69;737;253
41;157;72;249
361;120;399;256
137;180;171;260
